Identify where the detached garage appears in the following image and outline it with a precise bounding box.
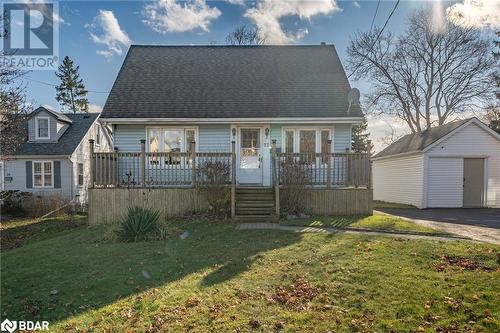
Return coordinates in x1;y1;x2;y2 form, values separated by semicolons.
372;118;500;208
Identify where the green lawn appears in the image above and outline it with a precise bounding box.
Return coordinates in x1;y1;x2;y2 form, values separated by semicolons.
1;216;499;332
281;213;444;234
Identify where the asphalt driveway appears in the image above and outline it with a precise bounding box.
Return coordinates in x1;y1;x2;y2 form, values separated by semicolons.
376;208;500;245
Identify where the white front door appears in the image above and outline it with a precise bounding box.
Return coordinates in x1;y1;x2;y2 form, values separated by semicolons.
237;127;263;185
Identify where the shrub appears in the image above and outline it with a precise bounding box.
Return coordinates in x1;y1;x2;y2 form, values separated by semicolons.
279;157;311;215
0;190;32;215
118;206;160;242
22;193;70;218
196;160;231;217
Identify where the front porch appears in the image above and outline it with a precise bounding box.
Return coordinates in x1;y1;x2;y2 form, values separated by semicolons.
88;139;372;223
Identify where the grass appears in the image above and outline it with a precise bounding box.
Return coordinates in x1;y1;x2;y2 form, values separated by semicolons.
281;213;443;234
1;216;499;332
0;214;87;250
373;200;418;209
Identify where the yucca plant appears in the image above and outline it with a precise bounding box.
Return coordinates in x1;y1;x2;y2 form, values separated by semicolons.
118;206;160;242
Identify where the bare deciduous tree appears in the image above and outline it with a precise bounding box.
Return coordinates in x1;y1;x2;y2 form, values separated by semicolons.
347;9;496;133
0;13;31;157
226;25;266;46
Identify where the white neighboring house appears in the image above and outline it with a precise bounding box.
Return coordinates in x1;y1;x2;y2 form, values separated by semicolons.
372;118;500;209
1;106;112;205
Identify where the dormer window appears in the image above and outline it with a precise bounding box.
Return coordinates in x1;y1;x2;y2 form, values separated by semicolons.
36;117;50;139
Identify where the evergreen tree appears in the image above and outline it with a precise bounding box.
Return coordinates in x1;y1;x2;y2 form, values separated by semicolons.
351;118;373;155
55;56;89;113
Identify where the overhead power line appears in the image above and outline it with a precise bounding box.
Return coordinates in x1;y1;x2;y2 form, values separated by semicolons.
348;0;400;79
24;77;110;94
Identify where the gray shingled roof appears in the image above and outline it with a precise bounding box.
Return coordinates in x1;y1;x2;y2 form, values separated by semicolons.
14;113;99;156
374;118;472;158
101;45;363;119
31;106;73;123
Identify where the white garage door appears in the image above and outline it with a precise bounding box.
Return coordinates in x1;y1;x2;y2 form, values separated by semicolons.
427;157;463;208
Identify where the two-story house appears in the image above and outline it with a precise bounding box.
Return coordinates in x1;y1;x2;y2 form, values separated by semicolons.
1;106;112;205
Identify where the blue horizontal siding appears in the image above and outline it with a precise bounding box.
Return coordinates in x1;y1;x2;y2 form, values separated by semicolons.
334;124;352;153
114;125;145;152
198;124;231;152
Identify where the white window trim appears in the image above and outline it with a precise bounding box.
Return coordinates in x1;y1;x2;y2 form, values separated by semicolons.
95;125;101;147
32;160;54;188
35;116;50;140
145;126;199;153
77;163;84;187
282;127;333;154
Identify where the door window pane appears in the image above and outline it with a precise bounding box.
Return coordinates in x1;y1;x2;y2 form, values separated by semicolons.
285;130;294;154
240;129;260;169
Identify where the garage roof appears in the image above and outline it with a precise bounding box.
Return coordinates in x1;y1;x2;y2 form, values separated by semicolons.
374;118;473;159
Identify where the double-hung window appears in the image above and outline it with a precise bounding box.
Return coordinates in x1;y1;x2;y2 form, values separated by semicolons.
36;117;49;139
78;163;84;186
33;161;53;188
147;127;197;166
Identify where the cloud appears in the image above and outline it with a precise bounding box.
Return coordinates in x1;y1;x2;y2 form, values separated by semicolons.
86;10;132;58
142;0;221;33
352;1;360;9
88;104;103;113
225;0;246;6
446;0;500;28
244;0;340;44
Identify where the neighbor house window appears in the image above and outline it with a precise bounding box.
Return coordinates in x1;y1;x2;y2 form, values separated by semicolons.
33;161;53;187
146;127;197;165
96;126;101;146
36;117;49;139
78;163;84;186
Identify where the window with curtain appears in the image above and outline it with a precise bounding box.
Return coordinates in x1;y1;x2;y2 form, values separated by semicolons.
284;130;294;154
321;130;330;163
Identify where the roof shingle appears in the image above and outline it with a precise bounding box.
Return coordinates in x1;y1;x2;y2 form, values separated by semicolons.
101;45;363;119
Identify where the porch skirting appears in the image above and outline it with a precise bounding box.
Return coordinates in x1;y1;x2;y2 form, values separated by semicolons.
293;188;373;216
89;187;372;225
88;188;209;225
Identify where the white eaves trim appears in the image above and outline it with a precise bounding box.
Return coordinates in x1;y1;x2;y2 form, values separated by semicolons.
99;117;365;125
373;118;500;161
372;150;422;162
422;118;500;153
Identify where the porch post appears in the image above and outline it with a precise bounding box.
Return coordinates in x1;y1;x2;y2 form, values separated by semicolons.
89;139;95;188
326;139;332;188
140;139;146;187
231;141;236;219
191;141;196;187
272;139;280;217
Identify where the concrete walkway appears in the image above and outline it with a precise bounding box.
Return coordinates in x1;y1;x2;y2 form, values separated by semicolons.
375;210;500;245
237;223;470;242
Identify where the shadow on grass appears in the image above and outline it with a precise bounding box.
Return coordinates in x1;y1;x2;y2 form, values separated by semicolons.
0;215;87;251
283;216;368;228
0;219;301;323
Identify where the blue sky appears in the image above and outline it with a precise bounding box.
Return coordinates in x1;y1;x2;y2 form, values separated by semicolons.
12;0;497;150
23;1;428;111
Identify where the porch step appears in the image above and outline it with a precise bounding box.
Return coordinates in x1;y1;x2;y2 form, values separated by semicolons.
234;215;278;222
235;187;276;217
